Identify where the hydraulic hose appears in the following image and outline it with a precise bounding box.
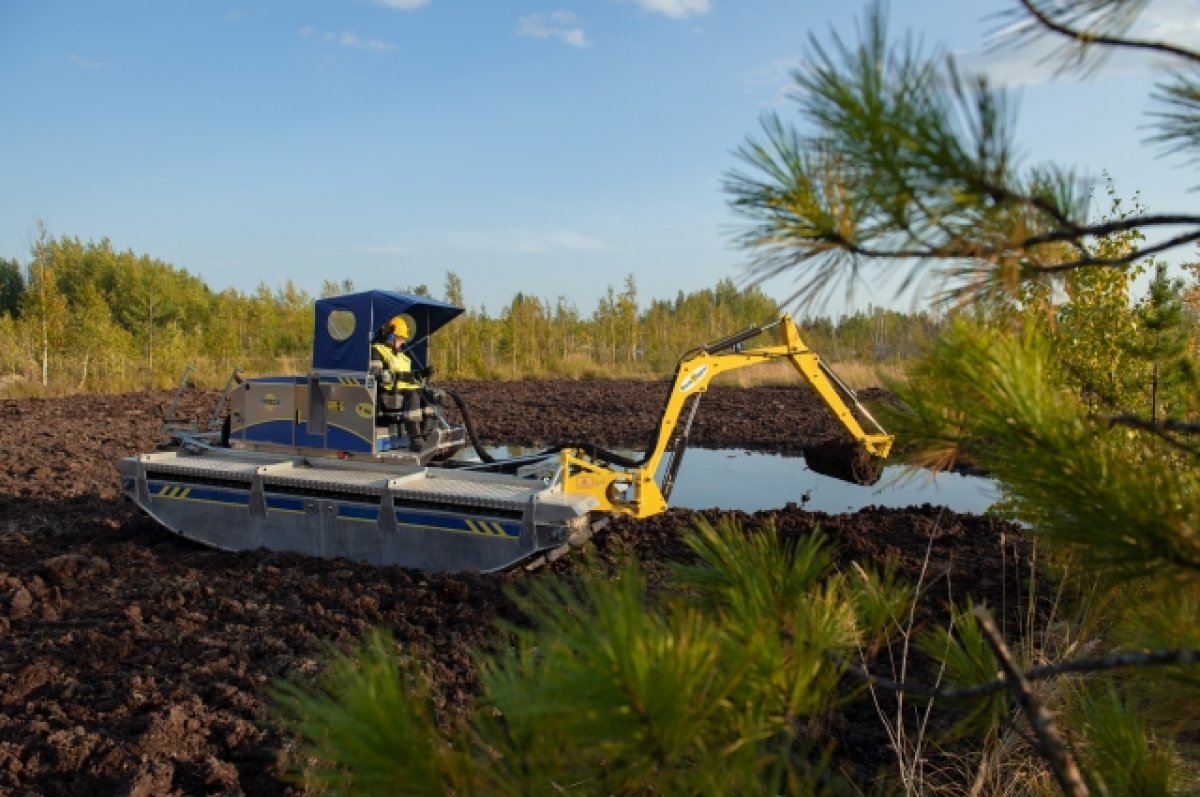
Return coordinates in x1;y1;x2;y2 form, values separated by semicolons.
438;388;646;468
435;387;496;463
437;321;779;472
536;441;645;469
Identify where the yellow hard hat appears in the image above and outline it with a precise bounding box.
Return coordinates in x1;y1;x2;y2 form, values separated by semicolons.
387;315;412;339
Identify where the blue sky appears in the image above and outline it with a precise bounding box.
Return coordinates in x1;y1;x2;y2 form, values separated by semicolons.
2;0;1197;317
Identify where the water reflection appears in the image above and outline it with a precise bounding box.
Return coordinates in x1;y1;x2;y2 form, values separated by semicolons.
664;448;1000;515
475;446;1000;515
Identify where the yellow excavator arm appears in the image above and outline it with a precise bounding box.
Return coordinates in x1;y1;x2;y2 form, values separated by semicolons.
559;315;894;518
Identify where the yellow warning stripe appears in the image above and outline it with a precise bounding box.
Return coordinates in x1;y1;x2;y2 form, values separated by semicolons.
465;518;508;537
152;484;247;510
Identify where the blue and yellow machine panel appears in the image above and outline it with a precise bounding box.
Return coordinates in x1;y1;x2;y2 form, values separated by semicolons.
230;377;301;447
305;373;377;453
230;373;378;454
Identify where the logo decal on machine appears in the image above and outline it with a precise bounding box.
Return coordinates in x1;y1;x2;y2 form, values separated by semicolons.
260;393;281;410
679;364;708;393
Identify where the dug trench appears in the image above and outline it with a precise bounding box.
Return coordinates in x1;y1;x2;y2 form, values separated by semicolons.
0;381;1029;795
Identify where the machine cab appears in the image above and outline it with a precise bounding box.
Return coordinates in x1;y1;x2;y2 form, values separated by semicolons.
226;290;466;460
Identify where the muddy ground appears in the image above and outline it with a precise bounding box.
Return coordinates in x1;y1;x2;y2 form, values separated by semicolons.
0;380;1028;795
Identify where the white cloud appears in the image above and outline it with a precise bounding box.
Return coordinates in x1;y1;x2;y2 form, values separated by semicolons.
630;0;711;19
1140;0;1200;51
442;229;614;254
960;40;1066;87
517;12;589;48
300;26;394;52
513;230;614;254
744;57;799;107
373;0;430;9
967;39;1161;87
358;229;615;258
357;243;416;256
326;31;393;52
70;54;107;69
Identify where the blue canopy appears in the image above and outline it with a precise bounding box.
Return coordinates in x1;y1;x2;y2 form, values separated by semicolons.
312;290;464;372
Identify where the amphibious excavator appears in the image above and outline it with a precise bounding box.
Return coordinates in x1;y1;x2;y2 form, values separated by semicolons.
117;289;893;573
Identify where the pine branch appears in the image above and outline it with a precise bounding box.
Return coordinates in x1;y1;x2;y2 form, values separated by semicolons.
829;213;1200;263
1022;213;1200;246
841;647;1200;700
1103;414;1200;456
962;172;1084;233
1017;0;1200;66
1037;229;1200;272
974;606;1090;797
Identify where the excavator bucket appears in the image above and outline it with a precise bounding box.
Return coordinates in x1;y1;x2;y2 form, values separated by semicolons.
802;442;884;486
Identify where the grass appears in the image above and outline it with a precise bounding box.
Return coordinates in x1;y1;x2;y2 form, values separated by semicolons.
720;359;907;391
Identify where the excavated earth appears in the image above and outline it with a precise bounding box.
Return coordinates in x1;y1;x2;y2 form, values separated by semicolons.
0;380;1031;795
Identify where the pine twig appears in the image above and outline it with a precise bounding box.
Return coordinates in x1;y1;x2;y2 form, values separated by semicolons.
1103;414;1200;456
842;647;1200;700
972;605;1089;797
1017;0;1200;66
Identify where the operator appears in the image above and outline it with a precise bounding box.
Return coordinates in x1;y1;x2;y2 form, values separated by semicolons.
370;317;438;452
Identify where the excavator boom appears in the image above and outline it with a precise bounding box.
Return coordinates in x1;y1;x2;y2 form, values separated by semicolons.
559;315;893;519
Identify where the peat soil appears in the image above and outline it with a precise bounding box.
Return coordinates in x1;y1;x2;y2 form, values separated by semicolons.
0;380;1029;795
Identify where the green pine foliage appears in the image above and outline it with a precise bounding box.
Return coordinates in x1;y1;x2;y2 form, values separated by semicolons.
914;603;1010;742
269;631;454;797
888;317;1200;584
723;0;1200;790
271;518;916;795
1071;684;1175;797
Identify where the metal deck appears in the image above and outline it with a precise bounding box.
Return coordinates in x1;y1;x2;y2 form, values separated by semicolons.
132;451;558;511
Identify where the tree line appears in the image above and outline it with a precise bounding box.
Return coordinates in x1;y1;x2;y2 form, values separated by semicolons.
0;226;946;394
2;220;1194;423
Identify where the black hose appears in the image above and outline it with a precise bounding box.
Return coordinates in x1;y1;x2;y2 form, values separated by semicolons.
432;321;776;472
536;441;645;469
438;388;647;468
527;325;776;472
435;387;496;463
691;321;774;357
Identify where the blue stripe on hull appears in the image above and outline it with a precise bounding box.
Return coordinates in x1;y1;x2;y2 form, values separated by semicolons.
266;496;305;513
394;510;520;538
338;504;379;522
149;481;250;507
146;480;519;539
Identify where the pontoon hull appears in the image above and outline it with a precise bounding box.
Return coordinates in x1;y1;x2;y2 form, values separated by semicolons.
117;449;598;573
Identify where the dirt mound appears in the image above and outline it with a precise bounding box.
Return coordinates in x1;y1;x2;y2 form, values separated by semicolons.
0;381;1024;794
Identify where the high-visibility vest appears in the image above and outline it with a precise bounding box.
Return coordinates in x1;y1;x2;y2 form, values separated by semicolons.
372;343;419;393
